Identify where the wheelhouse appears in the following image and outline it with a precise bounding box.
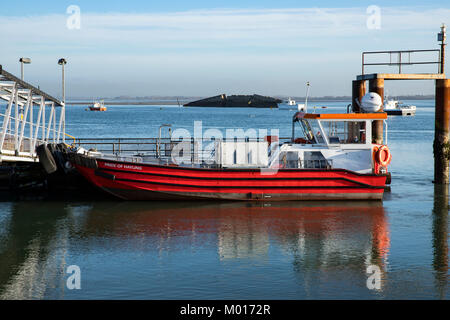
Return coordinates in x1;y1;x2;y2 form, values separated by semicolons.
266;112;391;173
291;112;388;146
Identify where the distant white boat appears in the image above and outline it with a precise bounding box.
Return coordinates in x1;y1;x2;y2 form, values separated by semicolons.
279;82;310;112
383;98;416;116
278;97;297;109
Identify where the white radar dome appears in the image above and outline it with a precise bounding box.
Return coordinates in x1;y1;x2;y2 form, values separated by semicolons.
360;92;382;113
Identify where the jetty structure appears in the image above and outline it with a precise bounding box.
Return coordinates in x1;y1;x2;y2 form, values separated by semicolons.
0;61;74;196
352;24;449;185
184;94;281;108
0;64;66;163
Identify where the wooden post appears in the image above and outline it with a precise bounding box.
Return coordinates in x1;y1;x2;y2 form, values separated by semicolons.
433;79;450;184
351;80;366;112
369;78;384;144
350;80;366;142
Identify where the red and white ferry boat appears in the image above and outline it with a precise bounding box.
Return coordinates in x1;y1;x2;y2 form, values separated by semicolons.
70;110;391;201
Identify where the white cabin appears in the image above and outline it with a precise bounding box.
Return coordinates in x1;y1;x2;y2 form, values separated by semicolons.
210;112;390;174
271;112;389;173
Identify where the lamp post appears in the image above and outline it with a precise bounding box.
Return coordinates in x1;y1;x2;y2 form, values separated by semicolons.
438;23;446;74
58;58;67;142
305;81;310;112
58;58;67;104
19;57;31;81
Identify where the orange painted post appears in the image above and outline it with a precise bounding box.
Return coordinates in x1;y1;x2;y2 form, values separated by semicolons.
369;78;384;144
434;79;450;184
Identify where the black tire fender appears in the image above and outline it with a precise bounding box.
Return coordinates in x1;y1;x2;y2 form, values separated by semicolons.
36;144;58;174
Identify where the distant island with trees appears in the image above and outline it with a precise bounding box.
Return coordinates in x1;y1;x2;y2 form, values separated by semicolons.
66;94;436;106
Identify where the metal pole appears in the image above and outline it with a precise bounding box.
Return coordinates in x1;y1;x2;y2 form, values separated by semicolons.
62;63;65;143
439;24;446;74
362;53;365;75
304;82;310;111
62;64;65;104
58;58;67;143
19;58;31;81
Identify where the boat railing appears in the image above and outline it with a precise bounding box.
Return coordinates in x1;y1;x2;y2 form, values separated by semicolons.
74;137;338;170
74;137;292;167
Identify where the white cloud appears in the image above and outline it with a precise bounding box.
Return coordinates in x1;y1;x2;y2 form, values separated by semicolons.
0;7;447;96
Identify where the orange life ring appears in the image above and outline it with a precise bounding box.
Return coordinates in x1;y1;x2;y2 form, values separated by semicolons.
376;145;391;166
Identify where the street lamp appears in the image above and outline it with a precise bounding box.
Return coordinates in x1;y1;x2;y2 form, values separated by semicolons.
438;23;446;73
305;81;310;111
58;58;67;143
58;58;67;104
19;57;31;81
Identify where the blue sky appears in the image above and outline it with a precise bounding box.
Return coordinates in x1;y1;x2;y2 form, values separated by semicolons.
1;1;449;98
3;0;450;15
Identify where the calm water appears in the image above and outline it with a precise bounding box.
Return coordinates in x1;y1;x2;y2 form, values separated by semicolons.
0;101;448;299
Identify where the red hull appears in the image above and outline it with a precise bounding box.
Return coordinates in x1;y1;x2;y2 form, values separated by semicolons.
73;157;387;201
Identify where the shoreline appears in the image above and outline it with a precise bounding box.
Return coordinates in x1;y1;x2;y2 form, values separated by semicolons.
66;96;436;107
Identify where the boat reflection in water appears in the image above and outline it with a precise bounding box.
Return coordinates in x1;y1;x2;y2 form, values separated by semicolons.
0;200;395;299
79;201;390;265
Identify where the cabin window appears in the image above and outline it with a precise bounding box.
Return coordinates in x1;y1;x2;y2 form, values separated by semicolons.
279;151;300;168
308;119;326;144
299;119;314;141
293;119;325;144
322;120;367;144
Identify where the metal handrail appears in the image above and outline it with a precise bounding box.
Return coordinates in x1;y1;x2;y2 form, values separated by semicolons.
0;112;60;153
64;132;77;145
362;49;441;74
72;137;292;166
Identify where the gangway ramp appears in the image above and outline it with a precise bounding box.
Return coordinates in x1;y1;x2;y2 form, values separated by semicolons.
0;65;65;163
